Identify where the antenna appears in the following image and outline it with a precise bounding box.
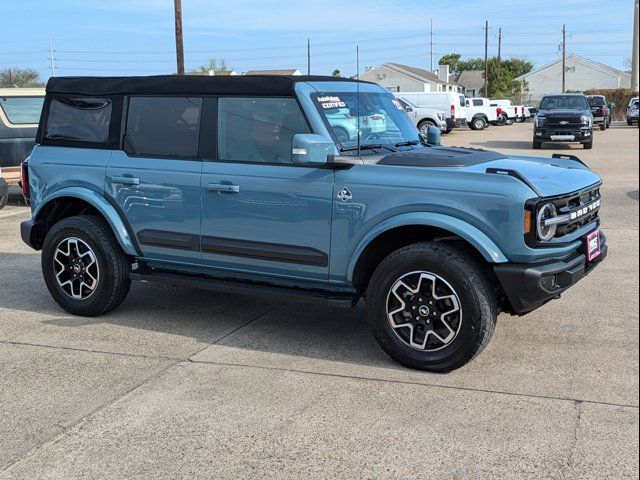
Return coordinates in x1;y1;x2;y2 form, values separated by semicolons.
356;45;361;156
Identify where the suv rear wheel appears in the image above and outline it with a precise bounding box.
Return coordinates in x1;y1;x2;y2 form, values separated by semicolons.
366;242;497;372
41;215;131;316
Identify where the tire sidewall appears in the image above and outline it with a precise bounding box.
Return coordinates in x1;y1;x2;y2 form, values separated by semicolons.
42;218;119;315
473;117;486;130
368;247;488;370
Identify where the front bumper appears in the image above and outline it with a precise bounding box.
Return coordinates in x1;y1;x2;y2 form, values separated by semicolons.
534;127;592;142
494;231;607;314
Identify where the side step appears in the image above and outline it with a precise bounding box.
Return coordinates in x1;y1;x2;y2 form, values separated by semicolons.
129;270;359;308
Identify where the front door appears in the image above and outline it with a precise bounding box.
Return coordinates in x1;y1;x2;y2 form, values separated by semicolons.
106;96;203;264
201;96;333;283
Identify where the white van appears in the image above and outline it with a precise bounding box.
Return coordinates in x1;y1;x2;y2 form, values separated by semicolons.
394;92;467;133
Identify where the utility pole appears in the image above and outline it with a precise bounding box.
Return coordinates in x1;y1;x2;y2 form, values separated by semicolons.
562;24;566;93
174;0;185;75
49;39;56;77
307;38;311;75
497;28;502;65
632;0;639;91
430;18;434;72
483;21;489;96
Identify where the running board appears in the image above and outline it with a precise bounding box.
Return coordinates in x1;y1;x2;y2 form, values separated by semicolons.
129;270;358;308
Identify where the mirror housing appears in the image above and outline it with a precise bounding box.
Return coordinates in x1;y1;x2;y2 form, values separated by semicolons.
291;134;335;165
404;105;413;112
529;107;538;115
609;102;616;108
425;125;442;145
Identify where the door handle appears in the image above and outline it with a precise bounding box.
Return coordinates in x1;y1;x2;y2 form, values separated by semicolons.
112;176;140;186
208;183;240;193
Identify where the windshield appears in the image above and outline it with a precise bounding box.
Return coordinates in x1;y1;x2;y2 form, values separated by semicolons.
540;95;588;110
311;92;420;152
587;96;605;107
0;96;44;124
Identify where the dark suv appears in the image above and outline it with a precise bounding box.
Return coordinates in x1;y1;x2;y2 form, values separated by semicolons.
586;95;611;130
533;94;593;149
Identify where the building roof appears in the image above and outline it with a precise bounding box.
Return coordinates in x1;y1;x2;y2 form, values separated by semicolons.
455;70;484;90
244;69;302;76
515;54;631;81
45;75;366;96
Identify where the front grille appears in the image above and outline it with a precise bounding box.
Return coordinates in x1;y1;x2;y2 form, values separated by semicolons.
546;117;582;128
551;186;601;239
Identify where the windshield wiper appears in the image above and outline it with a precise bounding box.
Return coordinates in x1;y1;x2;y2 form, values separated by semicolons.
339;144;396;153
394;140;420;148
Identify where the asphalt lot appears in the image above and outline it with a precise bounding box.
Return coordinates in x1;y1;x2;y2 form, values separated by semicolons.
0;122;638;479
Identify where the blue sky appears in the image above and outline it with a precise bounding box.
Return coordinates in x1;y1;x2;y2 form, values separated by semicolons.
1;0;635;80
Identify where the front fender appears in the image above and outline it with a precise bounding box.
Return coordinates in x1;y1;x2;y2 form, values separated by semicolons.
33;187;138;256
347;212;508;282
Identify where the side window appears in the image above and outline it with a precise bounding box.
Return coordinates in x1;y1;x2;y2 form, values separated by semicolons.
125;97;202;158
217;97;309;164
0;97;44;125
46;97;111;142
473;99;483;106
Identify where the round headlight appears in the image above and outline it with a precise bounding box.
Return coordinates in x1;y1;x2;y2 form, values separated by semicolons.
536;203;557;241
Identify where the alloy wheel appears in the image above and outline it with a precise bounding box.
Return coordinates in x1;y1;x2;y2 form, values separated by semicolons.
53;237;100;300
386;271;462;352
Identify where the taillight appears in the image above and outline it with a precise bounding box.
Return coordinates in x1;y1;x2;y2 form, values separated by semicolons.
496;107;503;116
515;106;518;115
450;104;455;120
370;115;382;121
600;107;606;116
21;160;29;198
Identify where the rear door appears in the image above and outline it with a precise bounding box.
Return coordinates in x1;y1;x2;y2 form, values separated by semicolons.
200;96;334;283
106;96;203;264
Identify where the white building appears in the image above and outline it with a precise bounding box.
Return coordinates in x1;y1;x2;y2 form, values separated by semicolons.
357;63;463;93
516;54;631;101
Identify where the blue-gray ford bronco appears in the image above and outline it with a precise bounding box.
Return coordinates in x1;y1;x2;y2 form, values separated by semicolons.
20;75;606;372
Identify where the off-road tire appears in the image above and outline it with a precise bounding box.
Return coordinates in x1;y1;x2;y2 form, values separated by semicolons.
583;137;593;149
599;123;605;131
366;242;497;372
0;194;7;210
41;215;131;316
533;139;542;149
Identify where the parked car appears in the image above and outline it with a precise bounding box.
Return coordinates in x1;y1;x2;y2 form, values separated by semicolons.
21;75;606;372
533;94;594;149
0;88;45;192
0;167;7;209
395;97;447;135
627;97;639;126
464;97;498;130
395;92;467;133
586;95;612;130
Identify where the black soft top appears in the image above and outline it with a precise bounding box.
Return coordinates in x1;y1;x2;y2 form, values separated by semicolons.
46;75;366;96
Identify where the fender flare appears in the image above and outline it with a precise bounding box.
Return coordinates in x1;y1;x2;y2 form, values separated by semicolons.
34;187;139;256
347;212;508;282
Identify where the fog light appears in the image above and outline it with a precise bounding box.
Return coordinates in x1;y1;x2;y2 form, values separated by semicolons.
541;274;558;291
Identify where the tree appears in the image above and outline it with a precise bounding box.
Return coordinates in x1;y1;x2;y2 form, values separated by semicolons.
191;58;234;76
0;68;45;88
332;69;341;77
438;52;532;98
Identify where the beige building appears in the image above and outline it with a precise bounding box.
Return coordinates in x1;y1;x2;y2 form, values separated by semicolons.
516;54;631;101
357;63;463;93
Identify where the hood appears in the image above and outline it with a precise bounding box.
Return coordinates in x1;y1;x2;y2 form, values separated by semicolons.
376;147;601;198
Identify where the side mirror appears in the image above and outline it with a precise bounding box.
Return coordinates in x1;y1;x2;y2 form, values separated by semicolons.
404;105;413;112
529;107;538;115
291;134;336;165
609;102;616;108
425;125;441;146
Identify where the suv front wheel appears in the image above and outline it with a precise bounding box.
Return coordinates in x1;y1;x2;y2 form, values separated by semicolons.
41;215;131;316
366;242;497;372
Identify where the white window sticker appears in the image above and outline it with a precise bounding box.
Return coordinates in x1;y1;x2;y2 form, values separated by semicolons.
392;99;404;111
317;95;347;109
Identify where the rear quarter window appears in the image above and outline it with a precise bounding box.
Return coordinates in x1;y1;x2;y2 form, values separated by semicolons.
0;97;44;125
125;97;202;158
45;97;112;143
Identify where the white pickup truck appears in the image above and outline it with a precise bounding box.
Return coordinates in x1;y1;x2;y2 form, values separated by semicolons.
395;98;447;136
490;99;526;124
464;97;499;130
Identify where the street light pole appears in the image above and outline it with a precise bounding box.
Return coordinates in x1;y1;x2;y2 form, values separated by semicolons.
174;0;185;75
